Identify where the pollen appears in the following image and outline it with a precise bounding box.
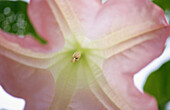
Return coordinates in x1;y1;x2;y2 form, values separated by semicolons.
72;51;81;63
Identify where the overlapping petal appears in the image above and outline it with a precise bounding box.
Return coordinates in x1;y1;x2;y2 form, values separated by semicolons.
0;0;65;68
0;0;169;110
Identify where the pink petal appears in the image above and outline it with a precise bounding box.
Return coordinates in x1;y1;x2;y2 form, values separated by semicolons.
28;0;64;53
69;0;101;38
0;55;55;110
70;0;168;40
103;27;169;110
69;88;107;110
0;0;64;55
0;0;169;110
45;0;101;44
0;0;66;68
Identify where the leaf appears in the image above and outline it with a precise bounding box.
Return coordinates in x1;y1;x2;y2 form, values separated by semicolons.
152;0;170;23
152;0;170;11
0;0;47;44
144;60;170;110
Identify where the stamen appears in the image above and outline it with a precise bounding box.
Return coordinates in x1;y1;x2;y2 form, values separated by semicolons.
72;51;81;63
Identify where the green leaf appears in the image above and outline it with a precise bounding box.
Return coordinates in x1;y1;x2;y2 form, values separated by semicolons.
0;0;47;44
152;0;170;23
144;60;170;110
152;0;170;11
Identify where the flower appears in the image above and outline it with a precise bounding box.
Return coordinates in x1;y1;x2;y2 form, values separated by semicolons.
0;0;169;110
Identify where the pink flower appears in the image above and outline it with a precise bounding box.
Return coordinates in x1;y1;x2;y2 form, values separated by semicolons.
0;0;169;110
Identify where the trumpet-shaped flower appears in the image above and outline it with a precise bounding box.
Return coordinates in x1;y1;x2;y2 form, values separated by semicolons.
0;0;170;110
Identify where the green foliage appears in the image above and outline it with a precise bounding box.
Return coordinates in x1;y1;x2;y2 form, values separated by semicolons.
144;60;170;110
144;1;170;110
152;0;170;11
152;0;170;23
0;0;47;44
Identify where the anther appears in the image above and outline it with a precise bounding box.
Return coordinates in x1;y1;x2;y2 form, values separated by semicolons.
72;51;81;63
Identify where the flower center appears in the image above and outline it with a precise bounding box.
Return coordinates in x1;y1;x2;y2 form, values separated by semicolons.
71;51;81;63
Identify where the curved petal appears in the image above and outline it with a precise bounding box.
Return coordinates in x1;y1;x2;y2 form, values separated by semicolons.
0;0;65;68
28;0;64;53
0;0;169;110
103;33;167;110
85;0;168;40
0;55;55;110
0;0;64;54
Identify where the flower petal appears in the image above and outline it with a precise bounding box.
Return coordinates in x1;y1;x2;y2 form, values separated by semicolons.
0;44;59;69
0;0;64;54
84;59;126;110
0;0;66;68
28;0;64;53
46;0;86;45
102;33;167;110
102;26;170;59
69;87;107;110
0;54;55;110
50;62;78;110
84;0;170;59
69;0;101;39
49;49;108;110
84;0;168;40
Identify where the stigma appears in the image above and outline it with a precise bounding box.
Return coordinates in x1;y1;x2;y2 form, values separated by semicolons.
72;51;81;63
